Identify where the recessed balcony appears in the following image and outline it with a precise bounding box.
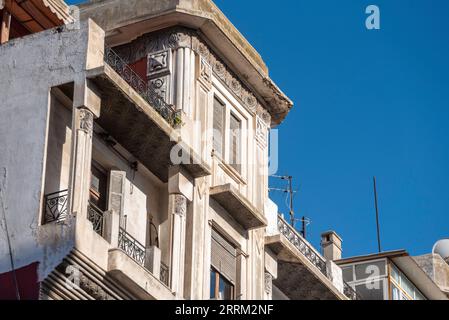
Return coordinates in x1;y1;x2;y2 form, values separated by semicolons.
86;47;210;183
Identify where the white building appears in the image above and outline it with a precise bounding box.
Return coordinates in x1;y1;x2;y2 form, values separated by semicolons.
0;0;353;300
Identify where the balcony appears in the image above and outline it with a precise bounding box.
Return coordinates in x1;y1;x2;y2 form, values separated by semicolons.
87;47;210;183
210;184;267;230
266;215;351;300
43;190;69;224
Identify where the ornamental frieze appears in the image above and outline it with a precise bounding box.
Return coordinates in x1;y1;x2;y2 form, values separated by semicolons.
114;27;271;126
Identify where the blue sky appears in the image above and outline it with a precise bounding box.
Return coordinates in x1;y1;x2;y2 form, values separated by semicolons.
69;1;449;258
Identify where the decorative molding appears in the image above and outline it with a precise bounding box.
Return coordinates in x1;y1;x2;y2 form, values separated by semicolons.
264;272;273;294
198;56;212;89
173;194;187;217
114;27;272;124
255;115;268;147
149;75;171;103
79;108;94;135
147;49;172;77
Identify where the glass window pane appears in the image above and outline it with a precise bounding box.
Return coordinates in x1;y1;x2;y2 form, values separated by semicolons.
390;264;400;283
392;284;400;300
342;266;354;282
210;269;218;299
218;275;234;300
401;276;414;298
355;261;386;280
355;279;385;300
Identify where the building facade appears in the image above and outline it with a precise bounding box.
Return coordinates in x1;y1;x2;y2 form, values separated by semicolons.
0;0;354;300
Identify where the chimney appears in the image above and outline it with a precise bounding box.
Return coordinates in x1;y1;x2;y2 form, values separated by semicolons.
321;231;342;261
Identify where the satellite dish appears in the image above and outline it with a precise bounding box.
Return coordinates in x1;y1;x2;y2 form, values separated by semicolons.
432;239;449;260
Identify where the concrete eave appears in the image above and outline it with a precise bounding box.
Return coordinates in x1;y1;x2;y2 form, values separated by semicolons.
79;0;293;126
209;183;267;230
87;64;211;182
392;255;448;300
107;249;175;300
266;234;348;300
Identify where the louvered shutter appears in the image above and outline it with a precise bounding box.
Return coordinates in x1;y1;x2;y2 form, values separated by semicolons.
211;229;237;283
107;170;126;227
229;113;241;173
213;97;225;157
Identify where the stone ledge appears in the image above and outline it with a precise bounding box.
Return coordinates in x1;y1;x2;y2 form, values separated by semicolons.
107;249;175;300
209;183;267;230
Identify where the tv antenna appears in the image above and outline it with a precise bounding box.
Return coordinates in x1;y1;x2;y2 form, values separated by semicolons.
270;175;310;238
373;176;382;253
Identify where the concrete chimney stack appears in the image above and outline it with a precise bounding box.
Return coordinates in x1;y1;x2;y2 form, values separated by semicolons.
321;231;342;261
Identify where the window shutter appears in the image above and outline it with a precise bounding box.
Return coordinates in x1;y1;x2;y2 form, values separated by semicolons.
213;97;225;157
108;170;126;227
211;229;237;283
229;113;241;173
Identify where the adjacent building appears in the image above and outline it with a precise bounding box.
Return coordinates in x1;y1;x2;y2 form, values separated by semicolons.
333;245;448;300
0;0;355;300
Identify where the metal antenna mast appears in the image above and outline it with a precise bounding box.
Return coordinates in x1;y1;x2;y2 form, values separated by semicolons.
373;176;382;253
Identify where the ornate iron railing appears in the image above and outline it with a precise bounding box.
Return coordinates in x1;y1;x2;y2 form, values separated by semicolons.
87;203;104;236
44;190;68;223
104;47;181;127
343;281;362;300
118;227;146;266
160;262;170;287
277;215;327;276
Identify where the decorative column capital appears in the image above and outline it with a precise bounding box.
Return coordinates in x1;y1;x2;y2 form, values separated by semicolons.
174;194;187;217
79;108;94;136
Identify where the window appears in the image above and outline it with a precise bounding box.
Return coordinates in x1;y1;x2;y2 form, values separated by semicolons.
210;229;237;300
354;260;386;281
389;263;426;300
342;266;354;282
210;267;235;300
90;162;108;211
354;279;386;300
213;97;225;157
229;113;241;173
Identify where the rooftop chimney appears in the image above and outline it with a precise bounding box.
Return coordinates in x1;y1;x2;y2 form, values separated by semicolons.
321;231;342;261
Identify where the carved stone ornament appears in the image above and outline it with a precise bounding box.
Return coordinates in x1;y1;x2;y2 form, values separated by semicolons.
174;194;187;217
264;272;273;294
147;49;172;77
79;108;94;135
114;27;267;117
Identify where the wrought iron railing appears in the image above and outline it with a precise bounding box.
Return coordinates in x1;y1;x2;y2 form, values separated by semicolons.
104;47;181;127
118;227;146;266
277;215;328;276
87;203;104;236
343;281;362;300
160;262;170;287
44;190;68;223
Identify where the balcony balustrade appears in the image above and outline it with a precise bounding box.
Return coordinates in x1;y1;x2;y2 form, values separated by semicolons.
277;215;327;275
104;47;181;128
87;202;104;236
43;190;68;223
160;262;170;287
118;227;146;266
343;281;362;300
277;215;360;300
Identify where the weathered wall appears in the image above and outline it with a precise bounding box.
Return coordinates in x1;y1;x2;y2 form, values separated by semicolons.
43;91;73;197
92;136;168;247
0;21;98;281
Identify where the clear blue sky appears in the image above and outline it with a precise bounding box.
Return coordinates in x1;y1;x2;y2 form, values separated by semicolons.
69;1;449;258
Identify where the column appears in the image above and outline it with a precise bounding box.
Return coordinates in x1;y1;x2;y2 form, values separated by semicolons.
69;79;101;224
167;166;193;298
168;193;187;297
